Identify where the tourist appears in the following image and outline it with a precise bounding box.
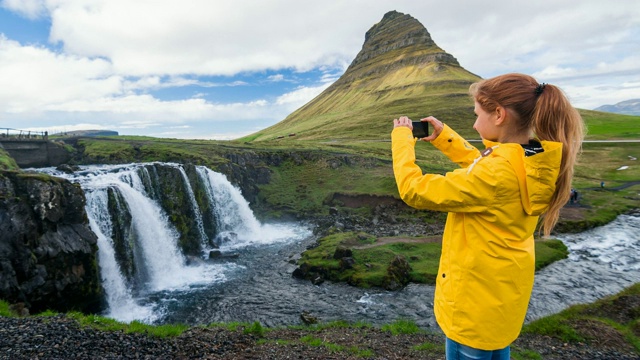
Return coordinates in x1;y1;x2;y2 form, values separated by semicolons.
391;73;585;359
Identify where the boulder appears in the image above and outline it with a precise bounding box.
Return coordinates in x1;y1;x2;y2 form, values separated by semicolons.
383;255;413;291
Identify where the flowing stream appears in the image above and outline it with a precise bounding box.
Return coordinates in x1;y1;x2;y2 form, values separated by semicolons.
39;163;640;328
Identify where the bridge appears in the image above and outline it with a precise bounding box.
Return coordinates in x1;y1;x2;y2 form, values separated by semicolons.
0;128;70;168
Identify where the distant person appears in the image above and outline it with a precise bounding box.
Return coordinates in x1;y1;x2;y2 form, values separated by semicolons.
601;181;605;188
391;73;584;359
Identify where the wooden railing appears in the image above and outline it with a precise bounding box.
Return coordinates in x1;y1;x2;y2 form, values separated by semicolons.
0;128;48;141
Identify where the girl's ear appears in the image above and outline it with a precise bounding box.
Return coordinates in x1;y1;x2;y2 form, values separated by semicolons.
494;105;507;126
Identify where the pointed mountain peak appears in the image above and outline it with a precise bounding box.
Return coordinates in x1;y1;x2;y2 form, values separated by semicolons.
248;11;480;142
337;10;460;85
355;11;457;65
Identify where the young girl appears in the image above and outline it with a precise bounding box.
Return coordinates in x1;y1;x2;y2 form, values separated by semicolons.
391;73;584;359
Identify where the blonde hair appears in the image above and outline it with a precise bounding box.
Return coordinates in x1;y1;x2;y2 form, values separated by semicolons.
470;73;585;236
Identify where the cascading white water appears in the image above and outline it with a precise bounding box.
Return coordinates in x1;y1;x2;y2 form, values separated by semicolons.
175;166;208;248
196;166;306;249
37;162;309;323
85;190;158;323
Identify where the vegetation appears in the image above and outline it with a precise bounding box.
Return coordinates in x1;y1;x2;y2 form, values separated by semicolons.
66;312;190;338
381;319;424;335
518;283;640;355
2;282;639;357
296;231;569;288
0;148;19;171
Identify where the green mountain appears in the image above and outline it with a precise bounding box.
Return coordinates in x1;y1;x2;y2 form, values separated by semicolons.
245;10;481;142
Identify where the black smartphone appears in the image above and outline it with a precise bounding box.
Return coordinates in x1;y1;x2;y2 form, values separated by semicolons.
411;121;429;138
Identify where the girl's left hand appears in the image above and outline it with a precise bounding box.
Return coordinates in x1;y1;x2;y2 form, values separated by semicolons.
393;116;412;129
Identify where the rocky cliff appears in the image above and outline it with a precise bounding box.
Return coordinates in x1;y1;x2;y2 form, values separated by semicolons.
0;171;103;314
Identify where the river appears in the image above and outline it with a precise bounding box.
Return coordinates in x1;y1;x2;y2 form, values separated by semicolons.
38;163;640;329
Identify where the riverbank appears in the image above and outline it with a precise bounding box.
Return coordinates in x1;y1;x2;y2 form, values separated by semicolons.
2;280;639;360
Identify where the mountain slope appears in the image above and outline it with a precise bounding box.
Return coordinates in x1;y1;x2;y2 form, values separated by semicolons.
245;10;481;142
595;99;640;116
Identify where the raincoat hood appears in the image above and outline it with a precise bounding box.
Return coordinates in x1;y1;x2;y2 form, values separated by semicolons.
482;139;562;216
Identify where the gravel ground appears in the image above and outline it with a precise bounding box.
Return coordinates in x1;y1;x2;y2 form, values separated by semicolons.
1;315;638;359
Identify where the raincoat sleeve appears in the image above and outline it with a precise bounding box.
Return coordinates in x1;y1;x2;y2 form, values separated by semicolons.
391;126;499;213
430;124;481;168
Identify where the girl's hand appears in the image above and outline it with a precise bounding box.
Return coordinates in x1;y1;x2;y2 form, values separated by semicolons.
419;116;444;141
393;116;412;129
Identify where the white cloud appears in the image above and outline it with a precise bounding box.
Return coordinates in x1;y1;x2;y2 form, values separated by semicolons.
1;0;46;19
43;0;372;76
0;35;119;112
268;74;285;82
1;0;639;138
275;83;331;109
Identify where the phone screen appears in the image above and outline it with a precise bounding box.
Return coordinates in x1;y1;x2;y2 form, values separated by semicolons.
411;121;429;138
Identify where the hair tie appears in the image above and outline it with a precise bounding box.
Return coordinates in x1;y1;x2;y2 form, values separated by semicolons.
535;83;547;96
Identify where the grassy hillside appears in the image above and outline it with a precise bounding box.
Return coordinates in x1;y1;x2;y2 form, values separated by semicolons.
244;64;478;142
579;109;640;139
63;109;640;233
243;11;480;142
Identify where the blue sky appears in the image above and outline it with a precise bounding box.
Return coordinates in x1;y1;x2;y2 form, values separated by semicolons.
1;1;639;140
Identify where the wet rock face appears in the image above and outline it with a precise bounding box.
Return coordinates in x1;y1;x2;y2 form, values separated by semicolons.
0;172;103;314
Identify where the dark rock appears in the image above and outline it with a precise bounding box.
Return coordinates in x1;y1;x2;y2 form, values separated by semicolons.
333;245;353;259
55;164;80;174
0;171;103;314
9;302;30;317
300;311;319;325
339;257;356;270
383;255;412;291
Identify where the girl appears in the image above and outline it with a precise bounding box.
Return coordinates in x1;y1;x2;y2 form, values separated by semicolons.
391;73;584;359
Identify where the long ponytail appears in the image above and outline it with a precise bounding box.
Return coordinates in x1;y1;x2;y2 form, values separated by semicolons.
533;84;585;236
470;73;585;236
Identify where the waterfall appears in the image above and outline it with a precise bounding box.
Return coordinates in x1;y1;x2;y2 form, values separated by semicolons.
196;166;303;249
85;190;157;323
38;162;306;323
176;166;208;248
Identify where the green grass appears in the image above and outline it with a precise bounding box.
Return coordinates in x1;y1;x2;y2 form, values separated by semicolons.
256;154;396;217
243;321;266;337
522;283;640;353
580;110;640;139
413;341;442;352
0;149;19;171
534;239;568;269
0;300;13;317
66;312;189;338
511;349;543;360
382;319;423;335
297;232;568;288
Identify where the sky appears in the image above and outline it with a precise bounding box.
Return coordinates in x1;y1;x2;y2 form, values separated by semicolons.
0;1;638;140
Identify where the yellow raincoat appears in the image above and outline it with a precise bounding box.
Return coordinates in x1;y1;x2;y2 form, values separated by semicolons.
391;125;562;350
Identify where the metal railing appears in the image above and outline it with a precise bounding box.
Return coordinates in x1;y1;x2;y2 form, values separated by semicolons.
0;128;48;141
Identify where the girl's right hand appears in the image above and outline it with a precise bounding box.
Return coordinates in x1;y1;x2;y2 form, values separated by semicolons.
419;116;444;141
